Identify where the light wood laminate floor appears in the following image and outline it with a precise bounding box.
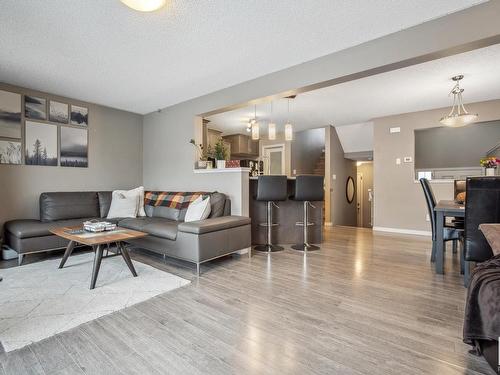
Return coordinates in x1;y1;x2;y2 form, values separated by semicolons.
0;226;494;374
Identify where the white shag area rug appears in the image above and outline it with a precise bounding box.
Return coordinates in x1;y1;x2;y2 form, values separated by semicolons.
0;252;190;352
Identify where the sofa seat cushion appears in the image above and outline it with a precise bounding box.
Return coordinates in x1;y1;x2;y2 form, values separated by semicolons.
119;217;178;240
5;218;97;239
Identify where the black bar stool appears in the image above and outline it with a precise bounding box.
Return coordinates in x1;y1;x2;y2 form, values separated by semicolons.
254;176;288;252
291;175;324;251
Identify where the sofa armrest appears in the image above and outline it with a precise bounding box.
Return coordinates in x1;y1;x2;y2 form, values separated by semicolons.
178;216;251;235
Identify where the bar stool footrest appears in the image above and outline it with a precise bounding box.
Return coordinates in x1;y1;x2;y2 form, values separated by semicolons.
291;243;320;251
254;244;284;252
295;222;315;226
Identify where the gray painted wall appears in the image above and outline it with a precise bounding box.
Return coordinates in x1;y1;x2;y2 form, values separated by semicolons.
327;126;357;226
415;120;500;169
0;83;143;232
143;2;500;195
356;162;373;228
291;127;325;175
374;99;500;232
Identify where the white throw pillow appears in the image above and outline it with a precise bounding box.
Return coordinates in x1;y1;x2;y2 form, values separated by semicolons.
184;196;211;222
107;190;140;219
109;187;145;217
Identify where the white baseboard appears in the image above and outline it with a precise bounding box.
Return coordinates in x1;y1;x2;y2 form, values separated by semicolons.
373;226;432;237
324;222;333;227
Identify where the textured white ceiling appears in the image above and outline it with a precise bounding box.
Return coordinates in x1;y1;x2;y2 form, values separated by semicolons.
207;43;500;148
0;0;485;114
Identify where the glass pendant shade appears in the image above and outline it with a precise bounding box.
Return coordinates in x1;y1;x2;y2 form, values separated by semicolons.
121;0;167;12
268;122;276;140
440;113;478;128
251;122;260;140
439;75;478;127
285;123;293;141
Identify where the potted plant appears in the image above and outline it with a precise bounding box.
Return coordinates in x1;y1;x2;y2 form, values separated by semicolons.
480;157;500;176
189;139;213;169
213;138;228;169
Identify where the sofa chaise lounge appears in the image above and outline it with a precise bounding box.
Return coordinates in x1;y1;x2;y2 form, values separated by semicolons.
3;191;251;275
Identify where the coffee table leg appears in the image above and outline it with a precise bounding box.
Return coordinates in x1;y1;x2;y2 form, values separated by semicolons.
90;244;104;290
59;240;76;269
119;242;137;277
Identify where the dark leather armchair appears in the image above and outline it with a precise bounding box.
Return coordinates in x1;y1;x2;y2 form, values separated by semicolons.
464;177;500;285
420;178;463;263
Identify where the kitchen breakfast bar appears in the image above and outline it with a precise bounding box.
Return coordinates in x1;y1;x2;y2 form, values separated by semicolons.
193;168;324;246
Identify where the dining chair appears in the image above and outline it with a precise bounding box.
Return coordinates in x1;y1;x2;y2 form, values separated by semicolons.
420;178;464;263
464;176;500;286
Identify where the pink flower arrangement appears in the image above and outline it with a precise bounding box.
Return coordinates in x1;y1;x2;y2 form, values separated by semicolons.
480;157;500;169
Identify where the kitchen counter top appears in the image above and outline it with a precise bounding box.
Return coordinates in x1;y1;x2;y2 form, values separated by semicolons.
249;175;296;180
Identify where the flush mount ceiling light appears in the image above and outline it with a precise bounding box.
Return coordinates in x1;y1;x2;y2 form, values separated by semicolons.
440;75;478;127
120;0;167;12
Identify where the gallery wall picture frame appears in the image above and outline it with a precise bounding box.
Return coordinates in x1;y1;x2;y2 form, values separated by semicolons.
0;89;22;139
49;100;69;124
70;105;88;127
25;95;47;121
25;121;58;166
60;126;88;168
0;139;22;164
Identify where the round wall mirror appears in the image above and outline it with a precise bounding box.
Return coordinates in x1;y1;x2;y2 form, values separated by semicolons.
346;176;355;204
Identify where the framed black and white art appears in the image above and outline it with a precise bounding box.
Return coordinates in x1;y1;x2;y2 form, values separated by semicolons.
25;95;47;120
0;89;22;139
70;105;88;126
49;100;69;124
25;121;58;166
60;126;88;167
0;140;22;164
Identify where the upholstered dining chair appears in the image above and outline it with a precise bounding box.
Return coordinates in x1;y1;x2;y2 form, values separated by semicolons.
463;177;500;286
420;178;464;264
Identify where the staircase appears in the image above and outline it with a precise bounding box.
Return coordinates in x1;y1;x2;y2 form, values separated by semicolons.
312;151;325;175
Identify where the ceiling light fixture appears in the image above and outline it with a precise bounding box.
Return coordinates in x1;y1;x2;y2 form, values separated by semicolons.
268;102;276;140
440;75;478;127
285;97;294;141
120;0;167;12
251;105;260;140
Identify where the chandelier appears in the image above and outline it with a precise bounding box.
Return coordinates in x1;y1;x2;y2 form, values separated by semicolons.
440;75;478;127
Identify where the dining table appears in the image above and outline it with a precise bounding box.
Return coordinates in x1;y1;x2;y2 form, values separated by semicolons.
434;200;465;274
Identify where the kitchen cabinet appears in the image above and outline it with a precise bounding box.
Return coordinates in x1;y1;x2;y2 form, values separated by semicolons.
223;134;259;157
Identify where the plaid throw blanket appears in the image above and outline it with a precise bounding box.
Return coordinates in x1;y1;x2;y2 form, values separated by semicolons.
144;191;210;209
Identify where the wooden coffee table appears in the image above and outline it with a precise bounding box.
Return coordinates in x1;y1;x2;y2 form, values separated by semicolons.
50;226;148;289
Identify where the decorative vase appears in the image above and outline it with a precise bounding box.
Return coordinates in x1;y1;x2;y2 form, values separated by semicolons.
216;160;226;169
196;160;207;169
206;160;213;169
486;168;496;176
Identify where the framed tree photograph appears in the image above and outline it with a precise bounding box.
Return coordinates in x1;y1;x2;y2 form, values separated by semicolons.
0;89;22;139
25;95;47;120
0;140;22;164
70;105;88;126
60;126;88;167
49;100;69;124
25;121;57;166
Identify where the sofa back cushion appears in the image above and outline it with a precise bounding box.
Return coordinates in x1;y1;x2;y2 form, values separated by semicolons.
97;191;112;218
208;192;227;218
145;191;228;221
40;192;99;222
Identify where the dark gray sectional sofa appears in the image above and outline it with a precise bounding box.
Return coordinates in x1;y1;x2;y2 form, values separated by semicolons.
3;191;251;275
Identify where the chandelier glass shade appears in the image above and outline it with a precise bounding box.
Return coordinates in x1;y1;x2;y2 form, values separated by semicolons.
440;75;478;127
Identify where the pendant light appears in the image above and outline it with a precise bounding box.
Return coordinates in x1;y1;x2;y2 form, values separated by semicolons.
268;102;276;140
251;105;260;140
440;75;478;127
285;98;293;141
